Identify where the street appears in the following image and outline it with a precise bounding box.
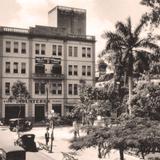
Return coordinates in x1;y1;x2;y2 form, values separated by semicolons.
0;126;140;160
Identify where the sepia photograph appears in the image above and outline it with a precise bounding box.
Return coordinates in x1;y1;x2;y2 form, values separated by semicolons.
0;0;160;159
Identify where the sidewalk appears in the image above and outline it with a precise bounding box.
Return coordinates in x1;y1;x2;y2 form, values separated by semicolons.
26;126;140;160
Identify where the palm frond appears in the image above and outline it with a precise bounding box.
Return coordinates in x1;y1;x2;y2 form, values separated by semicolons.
137;40;160;51
115;21;129;37
134;20;145;38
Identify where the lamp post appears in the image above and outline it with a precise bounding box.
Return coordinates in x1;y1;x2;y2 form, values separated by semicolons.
49;109;56;153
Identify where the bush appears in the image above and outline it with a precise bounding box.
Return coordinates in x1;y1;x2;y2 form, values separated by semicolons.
146;153;160;160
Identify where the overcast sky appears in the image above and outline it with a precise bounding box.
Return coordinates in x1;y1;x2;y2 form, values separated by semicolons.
0;0;149;57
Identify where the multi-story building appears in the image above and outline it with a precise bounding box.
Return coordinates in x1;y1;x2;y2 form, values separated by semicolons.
0;6;95;122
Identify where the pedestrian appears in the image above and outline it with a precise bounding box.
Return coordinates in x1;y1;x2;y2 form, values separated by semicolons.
45;127;50;146
72;120;80;140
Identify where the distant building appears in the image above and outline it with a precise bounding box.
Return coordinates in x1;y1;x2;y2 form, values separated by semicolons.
0;6;95;122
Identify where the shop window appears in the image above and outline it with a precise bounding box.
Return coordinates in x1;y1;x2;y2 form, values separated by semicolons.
52;64;62;74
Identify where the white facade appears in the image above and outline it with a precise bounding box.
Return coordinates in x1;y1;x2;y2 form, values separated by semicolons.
0;26;95;123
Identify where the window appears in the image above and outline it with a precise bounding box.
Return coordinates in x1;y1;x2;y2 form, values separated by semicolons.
58;45;62;56
74;65;78;76
5;82;10;95
41;44;46;55
74;84;78;95
52;83;62;95
87;48;91;58
74;47;78;57
21;63;26;74
5;62;10;73
82;47;86;57
6;41;11;53
35;44;40;54
35;64;45;74
13;62;18;73
58;83;62;94
21;42;26;54
52;45;56;55
68;65;72;75
82;66;86;76
87;66;91;76
35;83;46;94
52;83;57;94
35;83;39;94
68;84;72;95
40;83;45;94
14;42;18;53
68;46;72;56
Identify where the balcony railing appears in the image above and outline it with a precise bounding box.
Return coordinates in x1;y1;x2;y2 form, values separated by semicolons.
0;26;29;34
32;73;65;80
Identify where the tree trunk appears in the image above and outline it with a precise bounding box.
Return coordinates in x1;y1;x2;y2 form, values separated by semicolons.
119;149;124;160
128;75;133;115
128;52;133;116
124;71;127;87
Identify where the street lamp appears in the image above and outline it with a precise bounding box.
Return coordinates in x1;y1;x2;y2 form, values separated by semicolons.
49;109;56;153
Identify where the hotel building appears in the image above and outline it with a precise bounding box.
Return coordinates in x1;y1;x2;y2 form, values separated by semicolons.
0;6;95;122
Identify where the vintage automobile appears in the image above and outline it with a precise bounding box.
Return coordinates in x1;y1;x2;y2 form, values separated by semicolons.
15;134;37;152
0;146;26;160
9;118;32;132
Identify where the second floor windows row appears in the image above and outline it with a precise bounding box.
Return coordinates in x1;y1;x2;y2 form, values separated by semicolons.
6;41;27;54
35;82;62;95
68;65;92;76
35;44;46;55
5;62;26;74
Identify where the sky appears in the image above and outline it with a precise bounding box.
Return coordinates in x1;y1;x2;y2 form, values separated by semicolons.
0;0;149;57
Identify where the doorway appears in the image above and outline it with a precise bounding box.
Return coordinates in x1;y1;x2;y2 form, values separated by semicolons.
35;105;45;122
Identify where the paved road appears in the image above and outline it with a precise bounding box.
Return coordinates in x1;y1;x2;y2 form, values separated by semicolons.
0;126;55;160
0;126;140;160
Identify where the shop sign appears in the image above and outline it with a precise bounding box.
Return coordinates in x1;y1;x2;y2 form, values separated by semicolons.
3;99;50;104
35;57;61;64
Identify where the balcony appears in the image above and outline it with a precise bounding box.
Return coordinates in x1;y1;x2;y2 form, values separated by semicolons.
32;73;65;80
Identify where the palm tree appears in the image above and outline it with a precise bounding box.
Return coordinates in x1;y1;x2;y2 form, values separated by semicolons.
101;17;159;115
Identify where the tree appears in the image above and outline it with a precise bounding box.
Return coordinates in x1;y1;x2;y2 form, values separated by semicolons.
141;0;160;26
132;82;160;120
101;17;159;115
9;80;30;135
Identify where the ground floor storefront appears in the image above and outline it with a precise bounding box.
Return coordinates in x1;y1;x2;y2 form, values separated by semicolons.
0;98;77;123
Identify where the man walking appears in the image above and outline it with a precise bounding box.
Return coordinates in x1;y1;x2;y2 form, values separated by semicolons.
45;127;50;146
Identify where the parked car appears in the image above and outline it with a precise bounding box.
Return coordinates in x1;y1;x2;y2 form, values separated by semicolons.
9;118;32;132
0;145;26;160
15;134;37;152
